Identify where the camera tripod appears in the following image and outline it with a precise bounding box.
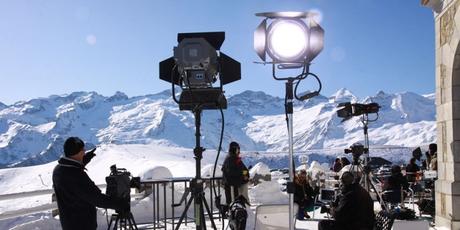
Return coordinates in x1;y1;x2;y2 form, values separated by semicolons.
349;156;387;211
350;113;388;211
107;211;138;230
174;107;217;230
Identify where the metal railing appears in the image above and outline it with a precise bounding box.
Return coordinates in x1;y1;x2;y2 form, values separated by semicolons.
0;184;105;221
0;177;224;230
139;177;224;229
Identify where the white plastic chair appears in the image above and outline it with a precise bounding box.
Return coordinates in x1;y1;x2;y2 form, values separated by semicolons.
254;204;298;230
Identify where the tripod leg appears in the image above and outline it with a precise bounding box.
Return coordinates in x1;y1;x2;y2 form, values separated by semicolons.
128;212;139;230
107;215;114;230
368;172;389;212
175;195;195;230
361;168;388;212
199;200;207;230
113;215;119;230
202;195;218;229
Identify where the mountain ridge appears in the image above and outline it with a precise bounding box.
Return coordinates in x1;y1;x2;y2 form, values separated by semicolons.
0;89;436;167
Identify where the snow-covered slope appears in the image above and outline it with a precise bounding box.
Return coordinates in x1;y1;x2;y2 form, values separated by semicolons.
0;89;436;167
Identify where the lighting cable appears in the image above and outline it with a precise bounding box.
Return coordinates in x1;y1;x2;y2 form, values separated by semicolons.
281;63;322;174
170;65;180;104
211;106;225;228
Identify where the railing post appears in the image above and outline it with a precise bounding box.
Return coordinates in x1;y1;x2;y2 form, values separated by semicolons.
171;180;175;229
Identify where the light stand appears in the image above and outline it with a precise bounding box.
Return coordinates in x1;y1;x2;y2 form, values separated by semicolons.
361;113;372;191
349;113;388;211
158;31;241;230
254;11;324;230
286;79;295;230
270;64;320;230
174;106;218;230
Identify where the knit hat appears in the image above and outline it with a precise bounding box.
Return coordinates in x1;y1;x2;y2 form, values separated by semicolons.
64;137;85;157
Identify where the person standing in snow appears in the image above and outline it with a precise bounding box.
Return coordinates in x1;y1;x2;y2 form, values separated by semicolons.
222;141;249;206
52;137;127;230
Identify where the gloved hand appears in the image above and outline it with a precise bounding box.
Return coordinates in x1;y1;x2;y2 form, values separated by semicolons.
82;148;97;166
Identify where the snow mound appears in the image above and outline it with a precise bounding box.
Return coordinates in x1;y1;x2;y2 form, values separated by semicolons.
308;161;330;180
249;162;270;177
201;164;222;177
296;164;309;171
138;166;173;181
249;181;288;205
308;161;328;172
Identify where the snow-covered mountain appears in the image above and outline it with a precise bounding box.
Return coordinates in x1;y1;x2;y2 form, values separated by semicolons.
0;89;436;168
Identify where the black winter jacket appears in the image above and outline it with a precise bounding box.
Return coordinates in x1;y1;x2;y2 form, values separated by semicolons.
222;154;248;187
52;157;122;230
333;183;375;230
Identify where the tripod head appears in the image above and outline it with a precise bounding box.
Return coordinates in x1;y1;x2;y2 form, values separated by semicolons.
344;143;368;165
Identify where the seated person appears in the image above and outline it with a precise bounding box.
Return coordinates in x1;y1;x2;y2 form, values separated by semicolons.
340;157;350;167
383;165;409;204
318;172;374;230
294;170;316;220
332;158;343;173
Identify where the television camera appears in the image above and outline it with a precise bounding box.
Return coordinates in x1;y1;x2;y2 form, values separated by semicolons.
105;165;141;213
344;143;368;161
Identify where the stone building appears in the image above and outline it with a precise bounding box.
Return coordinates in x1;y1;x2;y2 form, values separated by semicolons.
423;0;460;228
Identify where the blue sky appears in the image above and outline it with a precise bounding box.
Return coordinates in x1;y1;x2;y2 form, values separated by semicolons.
0;0;434;105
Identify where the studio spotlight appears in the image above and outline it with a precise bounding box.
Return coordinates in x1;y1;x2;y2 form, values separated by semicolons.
254;11;325;230
159;32;241;110
254;12;324;67
158;31;241;230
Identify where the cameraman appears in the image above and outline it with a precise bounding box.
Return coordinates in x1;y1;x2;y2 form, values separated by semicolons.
318;172;374;230
222;141;249;206
52;137;128;230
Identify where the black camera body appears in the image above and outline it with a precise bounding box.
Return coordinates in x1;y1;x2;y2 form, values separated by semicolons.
105;165;141;212
344;143;368;158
